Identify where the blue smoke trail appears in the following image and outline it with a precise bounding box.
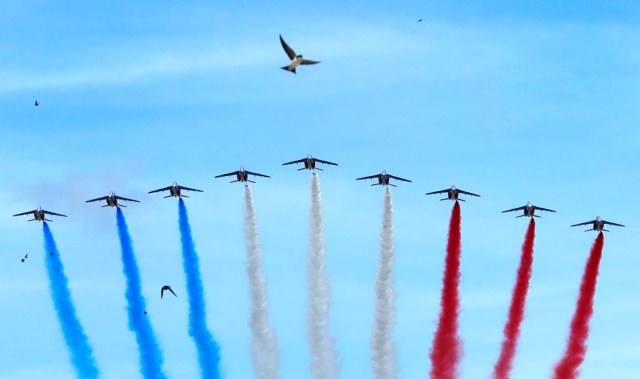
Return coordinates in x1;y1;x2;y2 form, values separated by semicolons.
116;208;166;379
43;222;99;379
178;199;222;379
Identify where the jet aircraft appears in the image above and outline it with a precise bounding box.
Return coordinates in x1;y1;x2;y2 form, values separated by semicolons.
279;34;320;74
13;206;67;222
282;154;338;171
502;202;556;218
215;167;270;184
571;217;625;232
356;170;412;187
425;185;480;201
148;182;203;198
86;192;140;207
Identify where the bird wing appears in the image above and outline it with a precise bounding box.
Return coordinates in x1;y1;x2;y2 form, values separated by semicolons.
300;59;320;65
279;34;296;60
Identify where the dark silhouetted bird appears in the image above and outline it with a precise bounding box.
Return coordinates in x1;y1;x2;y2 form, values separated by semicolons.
21;253;28;262
161;285;177;299
34;100;39;106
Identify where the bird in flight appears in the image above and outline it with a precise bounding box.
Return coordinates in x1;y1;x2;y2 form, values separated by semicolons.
34;100;39;106
279;34;320;74
161;285;177;299
21;253;28;263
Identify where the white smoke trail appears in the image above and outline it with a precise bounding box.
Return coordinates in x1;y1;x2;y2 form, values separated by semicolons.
307;174;339;379
371;188;397;379
243;186;280;379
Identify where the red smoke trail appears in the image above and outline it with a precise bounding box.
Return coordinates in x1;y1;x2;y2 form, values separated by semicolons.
492;219;536;379
552;232;605;379
430;201;462;379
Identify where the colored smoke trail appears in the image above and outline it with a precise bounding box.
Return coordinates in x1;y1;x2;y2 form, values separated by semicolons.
492;219;536;379
429;201;462;379
116;208;166;379
42;223;99;379
307;174;339;379
243;186;280;379
371;188;397;379
178;199;222;379
552;233;605;379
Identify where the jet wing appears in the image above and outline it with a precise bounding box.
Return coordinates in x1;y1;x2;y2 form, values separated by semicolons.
282;158;306;166
178;185;203;193
425;189;449;196
245;171;270;178
115;196;140;203
356;174;380;181
42;210;67;217
571;221;594;227
13;210;37;217
533;206;556;213
86;196;109;203
388;174;412;183
148;186;172;194
458;189;481;197
315;158;338;166
603;220;625;227
501;206;526;213
215;171;240;178
279;35;296;60
300;59;320;65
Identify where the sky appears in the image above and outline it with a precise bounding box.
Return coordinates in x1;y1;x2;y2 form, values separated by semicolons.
1;1;639;378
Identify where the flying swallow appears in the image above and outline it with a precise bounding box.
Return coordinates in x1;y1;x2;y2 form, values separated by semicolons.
161;285;177;299
279;34;320;74
21;253;28;262
34;100;39;106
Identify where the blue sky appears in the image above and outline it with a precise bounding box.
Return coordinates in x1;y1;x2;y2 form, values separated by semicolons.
1;1;639;378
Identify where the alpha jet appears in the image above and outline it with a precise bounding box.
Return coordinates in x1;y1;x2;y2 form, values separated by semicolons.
571;216;625;232
425;185;480;202
86;192;140;207
13;206;67;222
356;170;412;187
502;202;556;218
279;34;320;74
215;167;270;184
148;182;203;198
282;154;338;171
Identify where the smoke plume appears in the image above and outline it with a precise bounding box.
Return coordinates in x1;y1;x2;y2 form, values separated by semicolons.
116;208;166;379
430;201;463;379
178;199;222;378
371;188;397;379
243;186;280;379
307;174;339;379
43;222;99;379
552;233;605;379
492;219;536;379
